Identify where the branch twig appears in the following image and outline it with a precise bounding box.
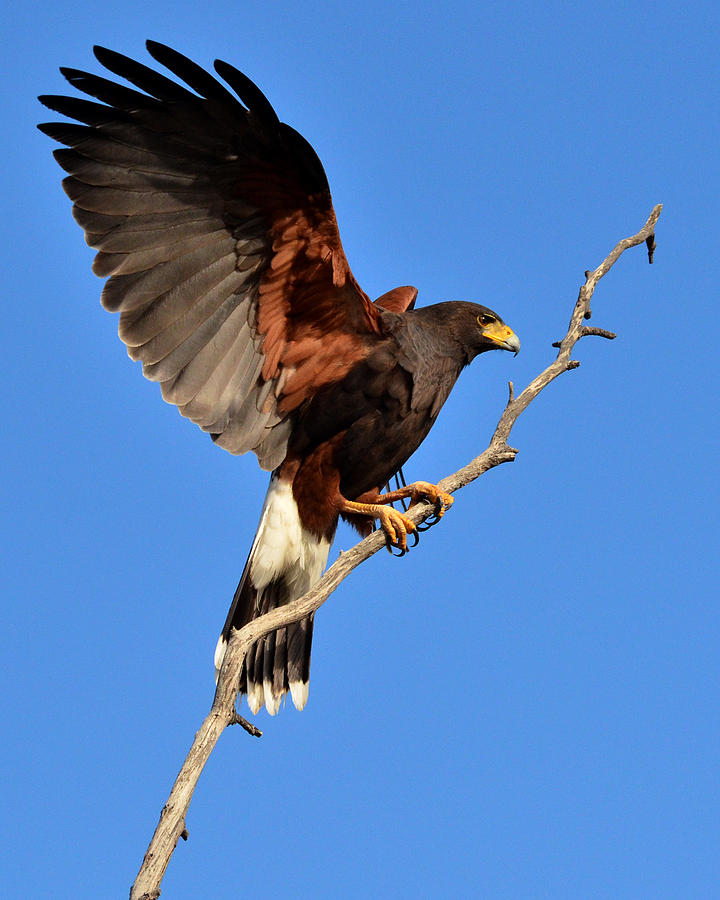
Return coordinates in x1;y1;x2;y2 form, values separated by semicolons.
130;204;662;900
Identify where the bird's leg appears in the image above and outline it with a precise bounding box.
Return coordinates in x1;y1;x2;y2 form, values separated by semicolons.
337;497;418;552
338;482;453;552
377;481;454;519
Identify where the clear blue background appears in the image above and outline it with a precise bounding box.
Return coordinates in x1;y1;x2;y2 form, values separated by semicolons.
4;1;719;897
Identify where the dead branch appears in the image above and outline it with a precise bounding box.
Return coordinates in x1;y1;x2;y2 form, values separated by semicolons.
130;204;662;900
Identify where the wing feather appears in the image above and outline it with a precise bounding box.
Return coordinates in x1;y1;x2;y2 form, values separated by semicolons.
180;327;260;426
93;228;229;277
163;303;259;405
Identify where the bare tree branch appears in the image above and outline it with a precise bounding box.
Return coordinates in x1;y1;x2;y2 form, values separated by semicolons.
130;204;662;900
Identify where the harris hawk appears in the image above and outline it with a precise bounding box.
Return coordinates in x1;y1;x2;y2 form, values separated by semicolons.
39;42;520;716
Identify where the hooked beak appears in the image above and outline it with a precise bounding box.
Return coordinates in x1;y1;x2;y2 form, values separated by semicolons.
482;322;521;356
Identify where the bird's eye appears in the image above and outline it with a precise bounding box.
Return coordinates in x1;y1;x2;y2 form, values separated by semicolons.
477;314;495;327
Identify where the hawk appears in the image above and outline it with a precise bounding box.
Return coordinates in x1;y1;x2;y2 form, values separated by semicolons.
39;42;520;715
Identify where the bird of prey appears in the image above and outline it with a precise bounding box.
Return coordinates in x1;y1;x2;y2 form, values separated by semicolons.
39;41;520;716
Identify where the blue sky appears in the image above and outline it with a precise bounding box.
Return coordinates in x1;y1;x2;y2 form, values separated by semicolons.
4;1;719;897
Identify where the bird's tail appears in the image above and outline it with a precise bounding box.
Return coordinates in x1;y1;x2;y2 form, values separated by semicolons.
214;475;333;715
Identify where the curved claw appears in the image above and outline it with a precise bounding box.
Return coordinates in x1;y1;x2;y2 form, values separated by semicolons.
416;514;441;532
409;488;453;526
433;492;454;518
416;498;448;532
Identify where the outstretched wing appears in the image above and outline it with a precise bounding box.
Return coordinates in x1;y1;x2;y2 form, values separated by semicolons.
39;41;383;469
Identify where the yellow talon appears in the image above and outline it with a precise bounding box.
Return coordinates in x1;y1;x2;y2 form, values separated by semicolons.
433;491;454;517
403;481;454;516
377;506;416;551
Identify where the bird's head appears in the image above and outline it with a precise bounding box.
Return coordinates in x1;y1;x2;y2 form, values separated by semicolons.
453;302;520;360
474;306;521;355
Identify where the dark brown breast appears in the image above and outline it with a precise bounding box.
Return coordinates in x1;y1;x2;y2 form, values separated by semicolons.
287;317;466;500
